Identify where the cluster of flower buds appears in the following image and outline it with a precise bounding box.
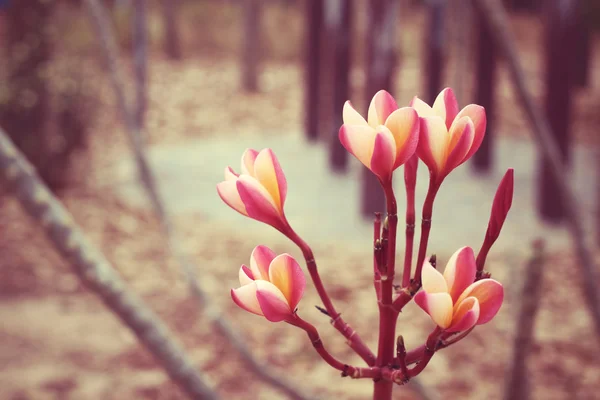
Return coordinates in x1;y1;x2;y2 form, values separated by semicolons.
217;87;513;392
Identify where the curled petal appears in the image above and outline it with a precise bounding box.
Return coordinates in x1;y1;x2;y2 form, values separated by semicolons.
421;261;448;294
418;116;448;176
368;90;398;127
447;296;480;333
455;104;487;161
231;283;262;316
443;247;476;302
241;149;259;176
369;127;396;181
268;254;306;310
414;291;453;329
256;280;293;322
457;279;504;325
254;149;287;211
384;107;420;168
445;117;475;173
343;101;368;126
236;175;282;226
217;180;248;216
339;124;376;169
250;245;277;280
224;166;238;181
432;88;459;129
409;96;436;118
239;265;254;285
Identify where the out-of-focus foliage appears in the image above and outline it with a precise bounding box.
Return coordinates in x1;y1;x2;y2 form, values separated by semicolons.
0;0;97;190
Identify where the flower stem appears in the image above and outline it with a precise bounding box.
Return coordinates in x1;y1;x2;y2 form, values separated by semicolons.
285;226;376;366
413;179;439;286
402;156;418;288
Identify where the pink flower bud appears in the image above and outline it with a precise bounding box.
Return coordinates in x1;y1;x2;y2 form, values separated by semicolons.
410;88;487;184
414;247;504;332
217;148;288;231
231;246;306;322
339;90;420;182
486;168;514;241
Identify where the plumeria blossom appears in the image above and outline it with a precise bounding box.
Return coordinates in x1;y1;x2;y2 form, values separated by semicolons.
217;148;288;231
231;245;306;322
339;90;420;182
414;247;504;332
411;88;487;183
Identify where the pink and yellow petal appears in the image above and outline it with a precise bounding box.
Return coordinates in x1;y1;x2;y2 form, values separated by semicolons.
414;291;453;329
431;88;459;129
418;116;449;174
254;149;287;211
268;253;306;310
369;127;397;180
443;247;476;302
445;117;474;173
250;245;277;280
447;296;480;333
421;261;448;294
456;279;504;325
217;180;248;216
256;280;293;322
367;90;398;127
384;107;420;168
455;105;486;161
231;283;262;316
241;149;259;176
343;101;368;126
339;124;376;169
409;96;436;118
224;166;239;181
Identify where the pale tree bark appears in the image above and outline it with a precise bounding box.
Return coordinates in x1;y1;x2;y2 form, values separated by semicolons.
83;0;315;398
0;126;218;400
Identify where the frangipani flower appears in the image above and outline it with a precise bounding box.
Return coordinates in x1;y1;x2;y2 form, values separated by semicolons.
231;245;306;322
414;247;503;332
217;148;288;231
411;88;487;183
339;90;420;182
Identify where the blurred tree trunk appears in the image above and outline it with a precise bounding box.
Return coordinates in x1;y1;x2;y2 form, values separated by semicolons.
241;0;261;92
362;0;398;217
538;0;576;222
328;0;352;172
133;0;147;130
162;0;182;60
424;0;445;104
0;0;53;186
304;0;323;141
573;0;591;87
472;0;497;172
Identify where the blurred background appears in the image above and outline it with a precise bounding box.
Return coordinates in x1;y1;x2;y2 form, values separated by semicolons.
0;0;599;399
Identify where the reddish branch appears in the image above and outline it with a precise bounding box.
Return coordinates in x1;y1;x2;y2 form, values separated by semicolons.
285;228;377;366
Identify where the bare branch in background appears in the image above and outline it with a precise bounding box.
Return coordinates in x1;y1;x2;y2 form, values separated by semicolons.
133;0;147;130
162;0;182;60
472;0;600;344
83;0;316;398
0;127;218;400
503;240;545;400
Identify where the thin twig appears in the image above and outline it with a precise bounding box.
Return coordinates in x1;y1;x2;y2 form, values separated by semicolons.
472;0;600;344
0;127;218;400
83;1;315;399
503;239;545;400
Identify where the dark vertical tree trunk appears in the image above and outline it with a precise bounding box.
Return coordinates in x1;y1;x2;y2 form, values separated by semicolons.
538;0;576;222
505;0;539;12
424;0;445;104
362;1;398;217
241;0;261;92
0;0;52;185
304;0;323;141
328;0;353;172
162;0;182;60
472;2;497;172
573;0;591;88
133;0;147;130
